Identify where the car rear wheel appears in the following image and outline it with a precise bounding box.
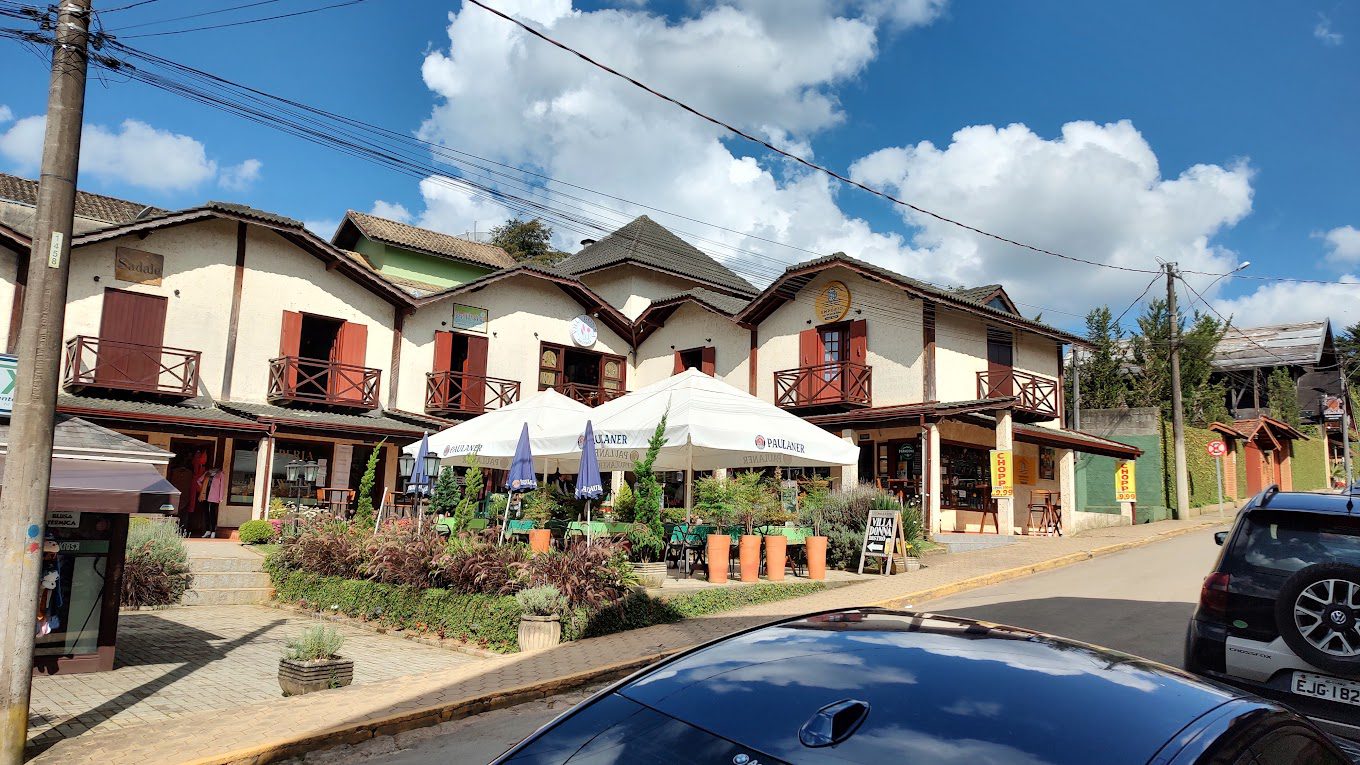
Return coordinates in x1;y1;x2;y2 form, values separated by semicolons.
1275;562;1360;675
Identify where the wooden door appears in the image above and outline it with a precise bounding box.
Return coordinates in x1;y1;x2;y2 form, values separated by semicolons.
329;321;368;404
432;330;454;409
798;328;823;402
462;334;489;412
700;346;716;376
601;353;626;402
539;343;564;391
818;325;847;402
986;328;1014;397
98;289;168;389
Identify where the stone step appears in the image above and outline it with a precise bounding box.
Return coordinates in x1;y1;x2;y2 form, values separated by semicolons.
932;533;1018;555
185;554;267;574
181;587;274;607
189;571;272;590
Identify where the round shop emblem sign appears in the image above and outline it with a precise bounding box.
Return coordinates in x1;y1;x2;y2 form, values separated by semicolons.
754;435;766;450
815;280;851;323
569;315;598;347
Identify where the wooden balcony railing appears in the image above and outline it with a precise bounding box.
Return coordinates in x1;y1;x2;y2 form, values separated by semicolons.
426;371;520;416
557;382;624;407
977;369;1059;420
774;361;872;410
63;335;200;398
268;356;381;409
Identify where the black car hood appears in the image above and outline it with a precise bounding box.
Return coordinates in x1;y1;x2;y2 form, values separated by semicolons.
619;611;1239;765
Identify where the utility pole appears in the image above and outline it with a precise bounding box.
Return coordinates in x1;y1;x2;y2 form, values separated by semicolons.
1071;346;1082;430
1166;262;1190;517
0;1;92;760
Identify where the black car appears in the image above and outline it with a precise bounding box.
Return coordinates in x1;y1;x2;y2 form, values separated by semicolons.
1186;486;1360;742
495;608;1356;764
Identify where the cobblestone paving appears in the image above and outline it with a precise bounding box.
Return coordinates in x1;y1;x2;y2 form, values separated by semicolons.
27;605;480;753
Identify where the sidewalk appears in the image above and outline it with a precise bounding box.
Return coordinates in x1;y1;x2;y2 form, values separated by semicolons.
29;515;1229;765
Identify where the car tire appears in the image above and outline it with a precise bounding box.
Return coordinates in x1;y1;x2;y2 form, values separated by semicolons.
1274;562;1360;675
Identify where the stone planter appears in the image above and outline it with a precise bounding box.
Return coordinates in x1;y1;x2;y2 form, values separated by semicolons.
764;535;787;582
805;535;828;580
634;561;666;588
278;657;353;697
518;614;562;652
904;556;922;572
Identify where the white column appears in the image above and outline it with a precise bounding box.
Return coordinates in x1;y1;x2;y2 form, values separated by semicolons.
927;422;942;534
838;429;858;489
1059;448;1076;534
610;470;624;495
252;434;273;520
995;409;1015;535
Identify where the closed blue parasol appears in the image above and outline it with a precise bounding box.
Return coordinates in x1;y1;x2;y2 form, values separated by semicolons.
576;420;604;543
499;423;538;544
408;432;433;497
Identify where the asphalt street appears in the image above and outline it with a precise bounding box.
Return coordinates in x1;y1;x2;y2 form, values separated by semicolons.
322;525;1229;764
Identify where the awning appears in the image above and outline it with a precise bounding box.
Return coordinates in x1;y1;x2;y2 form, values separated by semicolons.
0;456;180;514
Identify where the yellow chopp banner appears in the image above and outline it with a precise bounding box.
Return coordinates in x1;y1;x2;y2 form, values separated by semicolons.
990;449;1013;498
1115;460;1137;502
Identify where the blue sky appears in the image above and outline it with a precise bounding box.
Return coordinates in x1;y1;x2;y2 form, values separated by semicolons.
0;0;1356;330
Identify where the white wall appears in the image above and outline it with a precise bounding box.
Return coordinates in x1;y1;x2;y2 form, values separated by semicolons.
397;275;634;413
935;308;988;404
0;244;19;351
580;267;707;320
633;302;748;390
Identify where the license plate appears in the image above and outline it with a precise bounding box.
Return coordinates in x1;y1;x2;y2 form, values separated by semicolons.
1292;671;1360;707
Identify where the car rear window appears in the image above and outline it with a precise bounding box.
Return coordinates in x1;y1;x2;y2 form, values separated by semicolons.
1237;511;1360;575
501;692;788;765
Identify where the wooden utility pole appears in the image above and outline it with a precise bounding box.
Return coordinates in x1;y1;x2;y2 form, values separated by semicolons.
1166;262;1191;517
0;1;92;759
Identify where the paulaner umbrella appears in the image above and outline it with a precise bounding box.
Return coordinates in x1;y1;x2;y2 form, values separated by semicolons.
410;432;432;533
575;420;604;545
499;423;539;545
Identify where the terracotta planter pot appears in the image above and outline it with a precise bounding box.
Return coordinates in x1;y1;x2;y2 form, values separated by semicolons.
739;534;761;582
805;535;828;580
278;657;353;697
518;614;562;652
527;528;552;554
633;561;666;588
764;535;787;581
706;534;730;584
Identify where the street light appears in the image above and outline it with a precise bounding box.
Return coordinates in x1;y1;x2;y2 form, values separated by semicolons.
1202;261;1251;297
397;451;442;529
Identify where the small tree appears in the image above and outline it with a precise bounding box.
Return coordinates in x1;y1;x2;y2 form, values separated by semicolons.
797;475;832;537
730;470;777;535
630;411;669;561
489;217;559;264
353;440;385;527
431;466;461;516
1268;367;1301;427
451;453;483;533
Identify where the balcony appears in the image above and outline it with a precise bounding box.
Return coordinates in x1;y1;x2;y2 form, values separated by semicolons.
426;371;520;416
977;369;1059;422
774;361;872;411
268;356;381;410
557;382;624;407
63;335;200;398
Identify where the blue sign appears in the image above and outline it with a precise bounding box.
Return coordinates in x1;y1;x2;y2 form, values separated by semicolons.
0;354;14;415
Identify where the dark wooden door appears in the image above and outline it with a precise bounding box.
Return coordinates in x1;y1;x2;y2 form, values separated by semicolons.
97;289;167;389
986;328;1014;397
329;321;368;404
278;310;303;392
601;353;626;402
462;334;489;412
818;325;847;402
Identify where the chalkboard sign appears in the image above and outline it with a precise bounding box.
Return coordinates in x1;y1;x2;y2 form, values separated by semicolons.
859;507;908;575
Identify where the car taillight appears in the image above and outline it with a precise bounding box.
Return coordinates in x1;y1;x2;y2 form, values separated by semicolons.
1200;572;1231;618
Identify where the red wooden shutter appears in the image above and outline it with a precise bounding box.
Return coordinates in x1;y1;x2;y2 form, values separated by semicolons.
700;346;716;376
797;328;821;401
673;351;685;375
462;334;489;412
277;310;303;392
97;289;167;388
330;321;369;404
849;320;867;364
433;331;454;372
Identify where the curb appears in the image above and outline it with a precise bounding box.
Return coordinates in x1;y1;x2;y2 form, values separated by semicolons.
867;516;1230;609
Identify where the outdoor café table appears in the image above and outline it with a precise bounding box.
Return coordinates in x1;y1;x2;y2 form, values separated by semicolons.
566;521;632;545
505;519;536;540
666;524;712;575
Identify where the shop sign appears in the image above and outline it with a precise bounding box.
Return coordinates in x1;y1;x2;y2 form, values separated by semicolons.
0;353;15;415
1322;395;1346;421
46;511;81;529
58;540;108;554
452;304;488;333
569;315;598;347
1015;455;1035;485
1115;460;1137;502
114;247;164;286
815;280;851;323
858;506;908;575
989;449;1013;498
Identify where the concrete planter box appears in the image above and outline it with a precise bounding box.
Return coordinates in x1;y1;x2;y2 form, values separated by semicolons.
634;561;666;588
278;657;353;697
518;614;561;652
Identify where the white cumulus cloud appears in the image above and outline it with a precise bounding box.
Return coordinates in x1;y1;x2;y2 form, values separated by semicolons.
219;158;262;191
0;105;12;124
1214;275;1360;329
1318;225;1360;265
369;199;414;223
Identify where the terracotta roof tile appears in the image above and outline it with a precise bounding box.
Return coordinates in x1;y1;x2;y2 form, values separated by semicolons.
343;210;516;270
0;172;167;238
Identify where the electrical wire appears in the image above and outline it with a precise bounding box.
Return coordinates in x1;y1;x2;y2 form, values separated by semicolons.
100;0;163;12
117;0;370;38
105;0;287;32
1112;272;1164;329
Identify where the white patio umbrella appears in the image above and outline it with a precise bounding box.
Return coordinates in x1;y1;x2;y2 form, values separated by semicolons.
547;368;859;481
406;388;592;473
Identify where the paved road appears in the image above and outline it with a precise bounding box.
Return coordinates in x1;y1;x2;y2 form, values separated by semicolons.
316;526;1228;764
917;525;1227;665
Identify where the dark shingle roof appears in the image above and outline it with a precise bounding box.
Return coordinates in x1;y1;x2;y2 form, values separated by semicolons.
952;284;1003;303
56;394;263;429
216;401;428;438
341;210;516;270
204;200;302;229
0;415;173;458
652;286;751;316
0;172;167;238
556;215;757;297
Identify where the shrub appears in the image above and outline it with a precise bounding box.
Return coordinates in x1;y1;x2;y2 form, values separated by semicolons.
437;541;530;595
632;412;668;545
522;542;636;607
521;488;559;525
284;625;344;661
731;470;778;534
515;586;567;617
798;475;832;536
268;497;288;520
354;440;385;527
237;519;276;545
452;454;484;532
571;581;827;640
821;485;879;571
278;519;367;578
122;519;194;608
360;519;445;587
431;466;461;517
610;483;636;522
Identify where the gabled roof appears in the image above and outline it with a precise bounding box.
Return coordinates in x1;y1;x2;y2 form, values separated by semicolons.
0;172;167;235
952;283;1018;314
70;203;413;307
338;248;445;298
0;414;174;461
736;252;1085;346
334;210;516;270
1211;416;1308;443
634;286;751;344
556;215;757;297
1212;321;1333;371
416;263;634;342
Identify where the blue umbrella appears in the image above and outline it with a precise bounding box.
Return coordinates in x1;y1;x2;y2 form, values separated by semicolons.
575;421;604;544
499;424;538;544
409;432;433;496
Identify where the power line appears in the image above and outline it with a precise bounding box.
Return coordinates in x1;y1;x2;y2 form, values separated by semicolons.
117;0;370;38
106;0;286;32
1112;272;1164;329
1177;274;1298;369
101;0;162;12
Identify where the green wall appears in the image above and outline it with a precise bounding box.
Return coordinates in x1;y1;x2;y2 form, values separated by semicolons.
355;239;495;289
1291;425;1329;491
1161;422;1234;513
1075;433;1169;523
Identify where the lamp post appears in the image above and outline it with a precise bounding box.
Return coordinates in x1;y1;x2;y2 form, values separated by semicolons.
284;459;319;532
398;451;441;530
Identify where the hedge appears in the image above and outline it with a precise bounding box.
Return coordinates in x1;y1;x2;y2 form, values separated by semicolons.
1292;426;1329;491
270;565;826;653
